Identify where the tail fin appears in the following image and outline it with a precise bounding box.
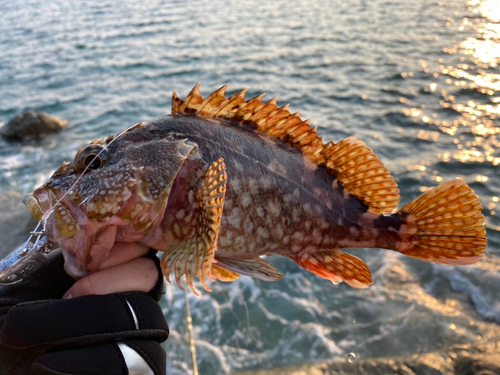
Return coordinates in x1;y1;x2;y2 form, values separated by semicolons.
398;180;487;265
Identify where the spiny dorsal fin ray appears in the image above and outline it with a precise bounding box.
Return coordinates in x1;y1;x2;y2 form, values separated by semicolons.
172;84;400;214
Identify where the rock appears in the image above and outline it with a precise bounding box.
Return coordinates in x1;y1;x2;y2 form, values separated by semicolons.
454;353;500;375
0;191;38;259
0;110;68;140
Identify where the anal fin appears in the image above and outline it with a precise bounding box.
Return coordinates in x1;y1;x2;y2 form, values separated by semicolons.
291;251;373;288
215;256;283;282
160;158;227;295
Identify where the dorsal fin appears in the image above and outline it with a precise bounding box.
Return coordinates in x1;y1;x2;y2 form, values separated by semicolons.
172;83;400;214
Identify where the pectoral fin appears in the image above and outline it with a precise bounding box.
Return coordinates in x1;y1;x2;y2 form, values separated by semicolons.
160;158;227;295
291;250;373;288
215;256;283;281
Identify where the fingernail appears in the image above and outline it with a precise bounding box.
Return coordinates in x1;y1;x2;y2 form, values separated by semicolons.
63;293;73;300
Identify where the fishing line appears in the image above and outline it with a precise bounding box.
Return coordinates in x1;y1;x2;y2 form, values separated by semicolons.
182;275;199;375
0;122;141;284
29;122;138;245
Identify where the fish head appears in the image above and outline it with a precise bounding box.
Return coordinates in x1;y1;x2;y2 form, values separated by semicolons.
24;124;198;278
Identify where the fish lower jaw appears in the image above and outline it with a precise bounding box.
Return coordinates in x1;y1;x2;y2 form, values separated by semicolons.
59;223;118;278
62;250;88;279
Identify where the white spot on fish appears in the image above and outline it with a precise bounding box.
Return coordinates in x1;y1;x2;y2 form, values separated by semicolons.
244;217;254;234
261;177;272;189
268;201;281;217
219;236;228;247
241;193;251;208
228;208;241;228
293;189;300;199
313;188;323;199
248;178;258;194
292;232;304;243
325;199;332;210
175;209;185;220
174;223;182;238
234;236;246;246
257;227;269;239
256;206;265;218
230;179;241;193
273;224;283;239
303;156;317;172
248;242;256;252
233;161;244;172
312;228;322;244
267;160;287;175
304;203;313;214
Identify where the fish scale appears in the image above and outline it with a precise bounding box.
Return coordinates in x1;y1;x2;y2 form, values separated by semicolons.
145;116;369;253
23;84;487;295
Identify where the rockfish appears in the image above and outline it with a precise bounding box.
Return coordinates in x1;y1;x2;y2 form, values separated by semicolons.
24;84;487;294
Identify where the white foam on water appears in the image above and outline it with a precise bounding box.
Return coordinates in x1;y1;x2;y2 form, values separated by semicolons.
431;258;500;323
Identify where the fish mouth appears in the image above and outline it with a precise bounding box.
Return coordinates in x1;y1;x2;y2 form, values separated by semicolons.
23;187;117;279
23;188;80;241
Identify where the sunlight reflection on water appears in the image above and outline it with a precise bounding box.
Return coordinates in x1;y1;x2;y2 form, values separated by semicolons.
404;0;500;171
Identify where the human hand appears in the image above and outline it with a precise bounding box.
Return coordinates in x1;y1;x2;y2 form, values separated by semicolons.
62;241;160;299
0;244;168;375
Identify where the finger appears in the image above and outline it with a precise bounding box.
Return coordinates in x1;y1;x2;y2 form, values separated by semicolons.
63;257;159;299
99;242;150;270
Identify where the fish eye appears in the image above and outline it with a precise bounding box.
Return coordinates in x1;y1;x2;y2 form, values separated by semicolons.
75;144;108;173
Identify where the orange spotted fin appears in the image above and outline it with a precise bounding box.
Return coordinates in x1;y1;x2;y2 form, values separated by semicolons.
215;257;283;281
160;158;227;295
172;83;399;214
212;264;240;282
397;179;487;265
322;137;400;213
291;251;373;289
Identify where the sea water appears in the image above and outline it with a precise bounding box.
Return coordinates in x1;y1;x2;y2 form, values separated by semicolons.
0;0;499;373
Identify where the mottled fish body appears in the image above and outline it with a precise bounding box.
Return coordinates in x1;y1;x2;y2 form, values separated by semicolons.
24;84;487;294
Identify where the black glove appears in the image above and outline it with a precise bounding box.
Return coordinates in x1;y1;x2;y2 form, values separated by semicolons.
0;248;169;375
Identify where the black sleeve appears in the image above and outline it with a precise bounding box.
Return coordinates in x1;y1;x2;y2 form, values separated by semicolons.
0;249;169;375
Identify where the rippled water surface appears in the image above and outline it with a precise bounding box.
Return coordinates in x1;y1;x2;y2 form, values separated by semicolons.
1;0;499;373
